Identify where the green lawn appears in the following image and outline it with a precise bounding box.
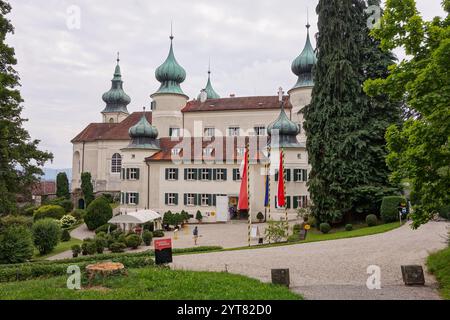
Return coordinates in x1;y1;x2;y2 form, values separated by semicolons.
0;267;301;300
32;238;82;261
427;246;450;300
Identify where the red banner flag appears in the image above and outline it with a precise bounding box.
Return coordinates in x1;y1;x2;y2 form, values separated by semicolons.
238;148;249;210
277;150;285;207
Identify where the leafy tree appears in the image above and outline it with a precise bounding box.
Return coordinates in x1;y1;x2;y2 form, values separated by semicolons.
56;172;70;199
0;1;53;215
84;197;112;230
364;0;450;228
0;225;34;263
80;172;94;207
32;218;61;255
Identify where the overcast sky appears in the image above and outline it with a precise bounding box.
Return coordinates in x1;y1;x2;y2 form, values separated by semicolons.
7;0;445;168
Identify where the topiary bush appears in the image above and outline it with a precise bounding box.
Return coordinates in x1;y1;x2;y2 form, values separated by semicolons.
71;244;81;258
125;234;142;249
153;230;165;238
61;229;71;242
196;210;203;222
95;223;117;234
109;242;126;253
319;223;331;234
380;196;406;223
345;224;353;231
32;219;61;255
366;214;378;227
84;197;113;231
257;212;264;222
0;226;34;264
142;231;153;246
33;205;65;221
81;239;97;256
60;215;77;229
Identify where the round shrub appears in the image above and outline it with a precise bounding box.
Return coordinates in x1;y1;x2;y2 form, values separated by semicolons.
196;210;203;222
366;214;378;227
345;224;353;231
125;234;142;249
380;196;406;223
142;231;153;246
0;226;34;264
0;215;33;233
109;242;126;253
32;218;62;255
70;209;85;221
33;205;65;221
60;215;77;229
95;223;117;234
61;229;71;242
84;197;113;231
319;223;331;234
71;244;81;258
153;230;165;238
81;239;97;255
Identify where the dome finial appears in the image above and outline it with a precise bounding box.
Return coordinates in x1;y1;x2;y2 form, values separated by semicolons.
101;54;131;115
306;7;311;29
170;21;174;41
117;51;120;65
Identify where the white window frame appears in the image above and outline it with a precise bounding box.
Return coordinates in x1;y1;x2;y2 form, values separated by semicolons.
204;127;215;138
201;169;210;181
167;168;177;181
168;193;177;206
169;127;180;138
216;169;226;181
200;194;209;206
254;126;266;136
186;193;196;206
203;147;214;156
297;195;308;208
111;153;122;174
128;192;138;205
228;127;240;137
129;168;138;180
187;169;196;181
295;170;303;182
171;148;181;156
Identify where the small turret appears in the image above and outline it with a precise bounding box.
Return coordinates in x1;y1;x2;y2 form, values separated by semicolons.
291;22;317;89
197;63;220;100
127;109;160;150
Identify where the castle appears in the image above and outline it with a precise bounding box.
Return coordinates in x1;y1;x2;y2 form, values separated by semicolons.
71;23;316;222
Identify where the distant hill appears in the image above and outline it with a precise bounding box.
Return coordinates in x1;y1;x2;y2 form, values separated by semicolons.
41;168;72;181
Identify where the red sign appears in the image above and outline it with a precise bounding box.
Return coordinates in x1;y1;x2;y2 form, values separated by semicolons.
154;239;172;251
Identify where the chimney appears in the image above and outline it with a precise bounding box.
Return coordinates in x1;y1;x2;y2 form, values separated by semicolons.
229;93;236;98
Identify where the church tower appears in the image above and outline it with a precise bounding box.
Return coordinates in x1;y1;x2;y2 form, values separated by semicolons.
150;32;188;138
288;20;317;135
101;54;131;123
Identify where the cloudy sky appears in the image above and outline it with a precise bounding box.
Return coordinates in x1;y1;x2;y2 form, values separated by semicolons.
7;0;445;168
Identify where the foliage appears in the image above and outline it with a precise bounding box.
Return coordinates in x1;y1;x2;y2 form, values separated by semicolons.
81;239;96;256
380;196;406;222
70;209;85;221
94;237;106;254
56;172;70;199
60;215;76;229
143;221;154;231
364;0;450;229
196;210;203;222
71;244;81;258
60;229;71;242
84;197;113;231
95;223;117;234
109;242;126;253
345;224;353;231
80;172;94;207
32;219;61;255
20;205;37;217
257;212;264;222
163;211;173;226
152;230;165;238
365;214;378;227
100;193;114;203
0;2;53;216
319;223;331;234
0;215;33;233
292;224;302;234
439;205;450;220
0;226;34;264
125;234;142;249
427;246;450;299
33;205;65;221
180;210;190;223
304;0;400;224
47;197;73;213
142;230;153;246
264;220;288;243
296;206;311;221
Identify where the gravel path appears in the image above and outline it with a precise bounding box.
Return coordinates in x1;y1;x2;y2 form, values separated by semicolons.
172;221;449;300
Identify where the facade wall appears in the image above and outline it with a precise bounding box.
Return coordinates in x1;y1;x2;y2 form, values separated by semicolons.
151;94;188;138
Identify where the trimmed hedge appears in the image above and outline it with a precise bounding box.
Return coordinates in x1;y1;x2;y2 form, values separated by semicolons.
48;198;74;213
380;196;406;222
33;205;65;221
319;223;331;234
0;226;34;264
32;219;61;255
366;214;378;227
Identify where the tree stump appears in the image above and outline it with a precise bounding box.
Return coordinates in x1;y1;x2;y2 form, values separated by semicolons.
85;262;127;286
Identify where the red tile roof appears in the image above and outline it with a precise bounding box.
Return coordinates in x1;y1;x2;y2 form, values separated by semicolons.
146;137;267;163
181;96;292;113
71;112;152;143
32;181;56;196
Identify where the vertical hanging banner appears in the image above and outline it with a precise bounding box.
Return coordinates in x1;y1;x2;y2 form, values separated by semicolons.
277;150;286;208
238;147;249;211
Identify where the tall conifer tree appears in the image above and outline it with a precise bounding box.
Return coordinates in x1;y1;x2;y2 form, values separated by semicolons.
0;1;52;215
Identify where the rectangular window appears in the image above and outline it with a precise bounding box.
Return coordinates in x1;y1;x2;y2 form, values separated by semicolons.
204;127;215;137
169;128;180;138
233;168;241;181
186;168;197;181
129;168;139;180
295;195;308;208
128;193;139;205
228;127;240;137
200;194;210;206
215;169;226;181
254;126;266;136
200;168;211;181
186;193;196;206
165;168;179;181
167;193;177;206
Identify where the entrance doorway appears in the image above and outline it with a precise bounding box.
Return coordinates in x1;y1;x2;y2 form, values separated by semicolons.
78;198;85;209
228;196;239;220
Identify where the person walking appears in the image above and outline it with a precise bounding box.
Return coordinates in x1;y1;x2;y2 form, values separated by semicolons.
193;226;199;245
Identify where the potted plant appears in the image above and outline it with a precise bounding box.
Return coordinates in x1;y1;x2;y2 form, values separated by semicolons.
257;212;264;223
196;210;203;223
71;244;81;258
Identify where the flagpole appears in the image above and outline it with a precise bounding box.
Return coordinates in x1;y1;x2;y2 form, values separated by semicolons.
282;148;288;231
246;143;251;247
266;145;271;244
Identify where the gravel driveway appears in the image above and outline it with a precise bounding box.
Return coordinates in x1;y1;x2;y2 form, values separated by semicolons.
172;221;449;300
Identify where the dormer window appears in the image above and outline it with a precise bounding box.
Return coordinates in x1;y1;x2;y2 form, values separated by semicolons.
204;127;215;138
228;127;240;137
169;128;180;138
171;148;181;156
236;148;245;156
203;147;214;156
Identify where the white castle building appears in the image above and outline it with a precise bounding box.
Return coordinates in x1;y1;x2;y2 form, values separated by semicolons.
71;23;317;222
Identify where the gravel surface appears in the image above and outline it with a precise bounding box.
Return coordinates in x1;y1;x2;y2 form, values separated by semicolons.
172;221;449;300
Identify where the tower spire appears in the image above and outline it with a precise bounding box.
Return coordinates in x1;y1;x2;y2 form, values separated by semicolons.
198;60;220;100
102;53;131;117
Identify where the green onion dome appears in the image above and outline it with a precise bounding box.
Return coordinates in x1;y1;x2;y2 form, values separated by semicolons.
291;23;317;89
268;107;300;137
197;69;220;100
102;59;131;114
154;35;186;95
128;114;158;140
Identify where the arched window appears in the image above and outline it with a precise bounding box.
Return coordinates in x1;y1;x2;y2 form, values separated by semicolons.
73;151;81;174
111;153;122;173
109;118;115;123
